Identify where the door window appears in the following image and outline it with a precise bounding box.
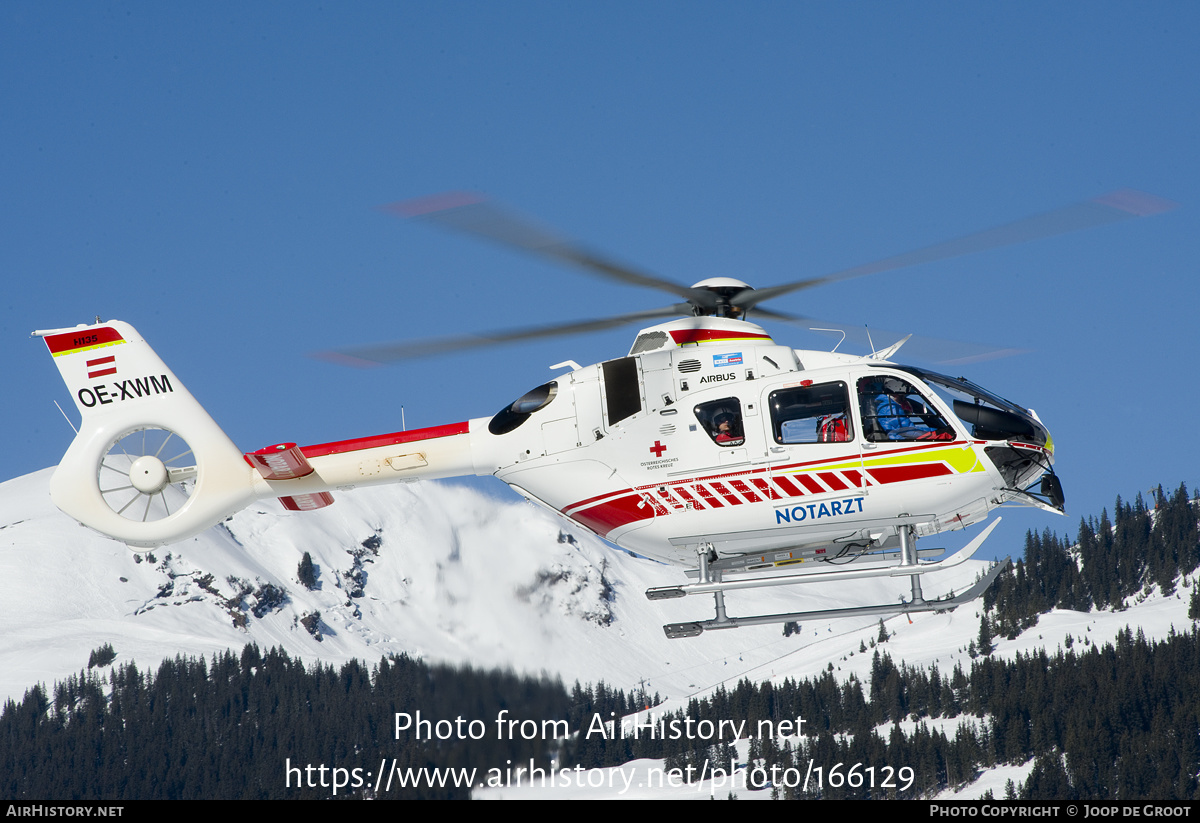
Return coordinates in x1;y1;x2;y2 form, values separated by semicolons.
768;382;853;444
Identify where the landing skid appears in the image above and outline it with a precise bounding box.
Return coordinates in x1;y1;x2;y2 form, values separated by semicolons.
649;518;1009;639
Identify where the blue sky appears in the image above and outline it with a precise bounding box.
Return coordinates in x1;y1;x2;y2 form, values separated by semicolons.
4;3;1197;561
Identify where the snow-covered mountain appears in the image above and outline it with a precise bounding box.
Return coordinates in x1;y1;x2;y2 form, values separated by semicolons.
2;468;1194;798
0;467;979;704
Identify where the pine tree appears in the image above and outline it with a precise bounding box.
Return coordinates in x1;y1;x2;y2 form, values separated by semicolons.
298;552;317;589
978;614;993;656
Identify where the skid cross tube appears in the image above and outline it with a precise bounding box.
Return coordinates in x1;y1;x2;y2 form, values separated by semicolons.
653;519;1005;639
662;559;1009;638
647;518;1001;601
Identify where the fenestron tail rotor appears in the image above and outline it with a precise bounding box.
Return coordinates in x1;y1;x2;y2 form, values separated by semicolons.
99;427;197;522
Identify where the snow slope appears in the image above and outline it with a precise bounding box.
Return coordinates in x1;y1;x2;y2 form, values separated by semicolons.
2;468;1193;799
1;467;981;705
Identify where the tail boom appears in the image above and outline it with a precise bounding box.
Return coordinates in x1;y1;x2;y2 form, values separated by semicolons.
246;423;478;503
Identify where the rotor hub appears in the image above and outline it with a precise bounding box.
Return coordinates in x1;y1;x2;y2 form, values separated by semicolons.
129;455;169;495
689;278;753;318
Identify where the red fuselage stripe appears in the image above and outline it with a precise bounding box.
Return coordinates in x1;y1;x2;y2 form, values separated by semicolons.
750;477;780;500
667;328;773;345
772;475;804;497
730;479;762;503
674;486;700;508
710;481;743;506
798;474;824;494
299;421;470;458
572;494;655;536
561;446;969;530
865;463;953;484
818;471;847;491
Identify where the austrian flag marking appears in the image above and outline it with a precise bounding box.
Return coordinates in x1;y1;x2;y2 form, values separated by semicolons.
87;355;117;379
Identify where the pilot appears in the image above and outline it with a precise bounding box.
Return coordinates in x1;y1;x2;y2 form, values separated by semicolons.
869;384;951;441
712;409;744;445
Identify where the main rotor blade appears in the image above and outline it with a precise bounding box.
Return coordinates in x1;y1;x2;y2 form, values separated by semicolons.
314;304;692;366
383;192;716;309
750;307;1028;365
746;305;813;324
735;189;1178;309
800;320;1030;365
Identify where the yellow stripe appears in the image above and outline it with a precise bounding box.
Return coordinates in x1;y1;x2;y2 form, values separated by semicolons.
861;445;983;474
51;339;126;358
780;444;984;478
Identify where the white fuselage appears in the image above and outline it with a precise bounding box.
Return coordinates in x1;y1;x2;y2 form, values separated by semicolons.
466;318;1044;566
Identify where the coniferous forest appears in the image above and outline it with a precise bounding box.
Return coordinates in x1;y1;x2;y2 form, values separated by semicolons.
2;484;1197;799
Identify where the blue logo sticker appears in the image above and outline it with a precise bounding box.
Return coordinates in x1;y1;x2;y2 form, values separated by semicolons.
713;352;743;368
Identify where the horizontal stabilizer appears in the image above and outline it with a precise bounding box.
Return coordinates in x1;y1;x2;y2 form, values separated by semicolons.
279;492;335;511
246;443;315;480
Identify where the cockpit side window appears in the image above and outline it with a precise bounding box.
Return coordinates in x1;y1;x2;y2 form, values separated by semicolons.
488;381;558;435
857;376;954;442
694;398;745;447
768;382;853;444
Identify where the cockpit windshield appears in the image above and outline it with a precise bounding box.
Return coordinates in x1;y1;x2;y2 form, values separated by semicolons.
899;367;1028;416
898;366;1046;446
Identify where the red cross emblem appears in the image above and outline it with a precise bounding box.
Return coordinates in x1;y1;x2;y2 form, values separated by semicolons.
649;441;667;457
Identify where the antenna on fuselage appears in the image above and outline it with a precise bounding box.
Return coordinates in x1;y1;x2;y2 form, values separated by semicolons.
809;328;847;353
53;400;78;434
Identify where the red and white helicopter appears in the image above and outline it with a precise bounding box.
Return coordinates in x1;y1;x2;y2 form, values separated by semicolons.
35;190;1174;638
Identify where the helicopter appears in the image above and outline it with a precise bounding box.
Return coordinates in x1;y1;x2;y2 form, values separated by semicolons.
34;189;1175;638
